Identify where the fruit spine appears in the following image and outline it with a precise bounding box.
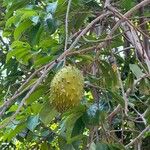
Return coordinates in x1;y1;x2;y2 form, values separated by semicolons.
50;65;84;112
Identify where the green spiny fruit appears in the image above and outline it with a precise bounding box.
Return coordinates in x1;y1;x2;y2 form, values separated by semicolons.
50;65;84;113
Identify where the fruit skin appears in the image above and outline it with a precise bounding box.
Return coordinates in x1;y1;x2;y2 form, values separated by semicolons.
50;65;84;113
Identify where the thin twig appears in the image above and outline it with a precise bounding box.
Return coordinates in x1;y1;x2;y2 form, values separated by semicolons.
64;0;72;65
104;0;111;8
105;0;150;36
108;104;121;122
124;0;150;18
82;32;123;43
107;5;150;39
125;125;150;148
0;81;35;117
126;73;150;96
64;0;72;51
66;12;111;52
3;86;10;101
129;104;147;125
112;53;129;116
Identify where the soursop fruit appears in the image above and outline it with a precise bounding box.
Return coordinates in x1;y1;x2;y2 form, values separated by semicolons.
50;65;84;112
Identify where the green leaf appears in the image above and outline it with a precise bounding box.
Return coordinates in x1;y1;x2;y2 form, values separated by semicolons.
108;90;125;107
39;101;58;126
82;103;106;126
27;115;39;131
5;15;20;27
22;54;33;65
68;134;85;144
26;86;47;104
139;79;150;95
6;41;31;64
96;143;125;150
45;18;57;35
121;0;135;11
145;106;150;124
0;117;12;127
96;143;110;150
33;55;53;68
29;23;44;45
6;48;27;62
39;37;59;51
71;117;85;137
30;102;44;115
64;112;84;143
11;40;31;49
63;144;75;150
16;50;30;65
99;62;113;89
63;105;86;117
5;0;29;19
41;142;49;150
109;143;126;150
18;9;38;22
125;73;134;90
14;19;33;40
3;123;27;141
8;104;18;112
145;59;150;73
89;142;96;150
129;64;144;79
71;13;88;30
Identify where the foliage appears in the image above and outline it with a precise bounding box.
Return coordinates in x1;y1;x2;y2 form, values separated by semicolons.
0;0;150;149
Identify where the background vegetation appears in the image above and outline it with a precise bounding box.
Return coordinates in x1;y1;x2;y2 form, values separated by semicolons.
0;0;150;149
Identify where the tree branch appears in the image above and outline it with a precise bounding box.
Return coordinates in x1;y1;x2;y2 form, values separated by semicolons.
124;0;150;18
105;0;150;36
112;53;129;116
